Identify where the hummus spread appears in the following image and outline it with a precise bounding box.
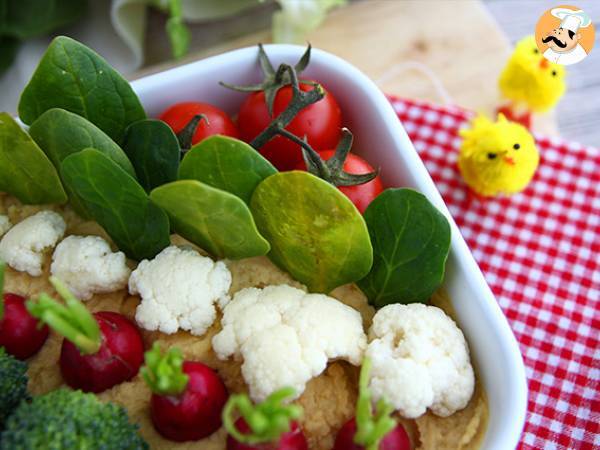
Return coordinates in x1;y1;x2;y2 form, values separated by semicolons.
1;194;488;450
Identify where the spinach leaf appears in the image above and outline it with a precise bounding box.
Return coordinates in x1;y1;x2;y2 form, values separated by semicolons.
179;135;277;204
122;119;180;192
18;36;146;144
0;0;86;39
357;188;451;307
250;171;373;293
151;180;270;260
29;108;135;177
0;113;66;204
60;148;171;261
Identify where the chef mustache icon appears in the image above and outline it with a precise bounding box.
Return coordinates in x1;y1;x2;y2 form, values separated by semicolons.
542;35;567;48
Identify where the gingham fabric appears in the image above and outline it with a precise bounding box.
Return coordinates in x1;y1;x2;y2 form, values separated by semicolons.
387;96;599;450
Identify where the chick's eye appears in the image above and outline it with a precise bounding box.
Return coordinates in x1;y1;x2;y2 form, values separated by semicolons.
551;70;557;76
487;152;497;160
533;48;539;54
513;143;520;150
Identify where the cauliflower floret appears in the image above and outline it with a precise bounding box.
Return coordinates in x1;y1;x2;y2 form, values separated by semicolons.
0;215;11;237
367;303;475;419
0;211;66;276
212;284;367;402
129;245;231;336
50;235;131;300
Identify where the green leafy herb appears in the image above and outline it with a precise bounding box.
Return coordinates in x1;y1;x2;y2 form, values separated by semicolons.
0;112;66;205
29;108;135;176
122;119;180;192
141;343;189;396
223;387;302;445
150;180;270;260
0;0;86;40
18;36;146;144
60;148;170;261
179;135;277;204
272;0;346;44
250;171;373;293
357;188;451;307
29;108;136;215
27;277;101;355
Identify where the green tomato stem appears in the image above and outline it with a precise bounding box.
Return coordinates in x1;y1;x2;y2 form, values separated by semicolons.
250;63;325;150
299;128;380;188
26;277;101;355
220;44;312;116
177;114;209;151
353;358;397;450
223;387;303;445
141;342;189;396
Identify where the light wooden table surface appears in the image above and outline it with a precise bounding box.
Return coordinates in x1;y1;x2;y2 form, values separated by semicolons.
138;1;553;133
139;0;599;144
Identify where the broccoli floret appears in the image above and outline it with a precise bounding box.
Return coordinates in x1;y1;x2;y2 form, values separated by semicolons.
0;347;29;427
0;389;148;450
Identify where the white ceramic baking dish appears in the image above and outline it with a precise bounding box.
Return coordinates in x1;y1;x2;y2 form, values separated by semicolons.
132;45;528;450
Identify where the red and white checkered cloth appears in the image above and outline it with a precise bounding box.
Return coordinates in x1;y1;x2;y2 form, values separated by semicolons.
387;96;599;450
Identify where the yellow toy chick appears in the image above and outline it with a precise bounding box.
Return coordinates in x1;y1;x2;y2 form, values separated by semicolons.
498;36;566;126
458;114;539;197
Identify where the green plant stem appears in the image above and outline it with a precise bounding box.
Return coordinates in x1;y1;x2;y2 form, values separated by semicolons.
166;0;190;59
280;127;379;187
353;358;397;450
275;128;331;178
220;44;312;116
249;64;325;150
223;387;302;445
141;342;189;396
26;277;101;355
176;114;209;151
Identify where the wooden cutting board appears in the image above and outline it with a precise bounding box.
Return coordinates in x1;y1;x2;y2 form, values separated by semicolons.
137;0;557;134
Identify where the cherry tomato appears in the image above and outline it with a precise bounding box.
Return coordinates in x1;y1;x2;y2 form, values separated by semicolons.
238;82;342;171
296;149;383;214
160;102;239;145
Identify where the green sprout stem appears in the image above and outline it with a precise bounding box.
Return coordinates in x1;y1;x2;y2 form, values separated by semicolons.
26;277;101;355
353;358;397;450
223;387;303;445
141;342;189;396
0;260;5;321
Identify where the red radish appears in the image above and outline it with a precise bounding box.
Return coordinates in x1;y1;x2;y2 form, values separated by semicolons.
0;261;49;359
27;277;144;393
334;419;410;450
142;343;229;441
333;358;411;450
224;387;307;450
